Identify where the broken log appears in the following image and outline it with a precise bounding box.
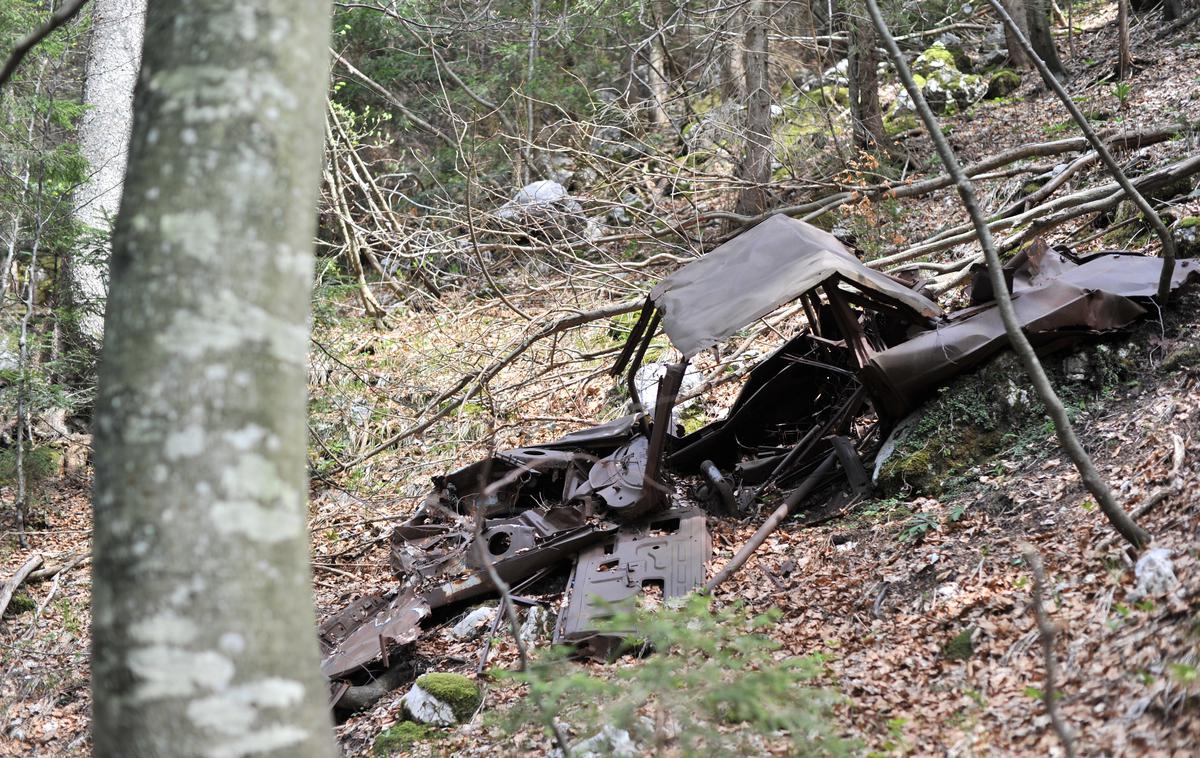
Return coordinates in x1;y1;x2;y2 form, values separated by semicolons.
703;453;837;593
0;555;43;619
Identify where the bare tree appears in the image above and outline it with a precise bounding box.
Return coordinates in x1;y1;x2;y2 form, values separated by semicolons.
90;1;337;755
735;0;772;216
999;0;1031;68
847;2;885;151
68;0;146;352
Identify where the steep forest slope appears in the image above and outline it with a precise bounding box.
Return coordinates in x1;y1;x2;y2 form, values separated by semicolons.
1;1;1199;756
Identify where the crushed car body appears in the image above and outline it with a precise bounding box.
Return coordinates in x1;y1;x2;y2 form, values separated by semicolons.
320;214;1198;710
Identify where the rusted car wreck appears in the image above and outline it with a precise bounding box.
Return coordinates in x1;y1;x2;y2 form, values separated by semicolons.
320;214;1198;709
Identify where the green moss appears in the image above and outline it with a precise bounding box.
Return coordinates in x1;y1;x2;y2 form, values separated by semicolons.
801;85;849;109
885;113;918;135
0;446;61;486
1179;215;1200;229
878;345;1135;497
986;69;1021;99
915;44;957;73
373;722;436;756
1162;344;1200;373
3;591;36;617
415;673;481;721
942;628;975;661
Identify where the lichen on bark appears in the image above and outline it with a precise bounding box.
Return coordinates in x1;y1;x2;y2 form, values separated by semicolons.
90;2;336;756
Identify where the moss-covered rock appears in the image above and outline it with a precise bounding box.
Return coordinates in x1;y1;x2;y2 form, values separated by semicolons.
985;69;1021;99
892;44;986;117
1173;216;1200;259
877;345;1135;496
373;722;436;756
414;673;481;722
0;446;61;486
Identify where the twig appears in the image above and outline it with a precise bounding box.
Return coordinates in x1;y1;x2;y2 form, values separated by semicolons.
1022;546;1079;758
322;298;641;476
0;555;43;618
0;0;89;92
866;0;1150;549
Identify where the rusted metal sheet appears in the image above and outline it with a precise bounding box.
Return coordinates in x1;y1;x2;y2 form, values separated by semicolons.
865;253;1200;418
554;508;710;657
321;589;430;680
649;214;943;358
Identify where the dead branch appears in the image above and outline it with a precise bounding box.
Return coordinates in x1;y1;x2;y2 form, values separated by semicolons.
0;555;43;618
1022;546;1079;758
330;50;456;148
866;0;1150;549
986;0;1176;302
322;298;642;476
0;0;89;92
25;553;88;583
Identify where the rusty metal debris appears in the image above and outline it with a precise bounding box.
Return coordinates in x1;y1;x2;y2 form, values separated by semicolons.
320;214;1197;710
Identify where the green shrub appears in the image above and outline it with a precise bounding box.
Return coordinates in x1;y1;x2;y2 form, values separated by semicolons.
499;594;851;755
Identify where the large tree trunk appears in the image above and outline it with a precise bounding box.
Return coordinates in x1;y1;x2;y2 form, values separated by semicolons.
1026;0;1067;80
68;0;145;353
735;0;771;216
90;1;336;756
1000;0;1031;68
847;2;886;152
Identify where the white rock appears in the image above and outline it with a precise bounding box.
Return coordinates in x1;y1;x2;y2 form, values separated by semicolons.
633;360;703;423
401;683;456;726
573;725;637;758
450;607;496;640
519;605;544;646
1130;547;1178;600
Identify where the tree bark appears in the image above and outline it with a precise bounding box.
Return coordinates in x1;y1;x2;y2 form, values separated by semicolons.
847;2;885;151
1000;0;1030;68
735;0;772;216
1117;0;1132;80
1025;0;1067;80
68;0;145;352
90;1;337;756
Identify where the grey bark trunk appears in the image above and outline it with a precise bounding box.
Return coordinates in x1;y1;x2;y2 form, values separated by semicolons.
69;0;146;350
90;1;337;756
1000;0;1030;68
735;0;772;216
848;3;885;151
1026;0;1067;80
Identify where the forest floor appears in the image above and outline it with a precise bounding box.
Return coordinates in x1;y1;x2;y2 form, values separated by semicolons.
2;6;1200;757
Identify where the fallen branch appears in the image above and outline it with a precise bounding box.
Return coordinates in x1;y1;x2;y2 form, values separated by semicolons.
0;555;43;619
25;553;89;583
322;298;642;476
1022;546;1079;758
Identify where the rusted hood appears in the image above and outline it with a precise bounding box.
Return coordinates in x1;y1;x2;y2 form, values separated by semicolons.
650;214;943;357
